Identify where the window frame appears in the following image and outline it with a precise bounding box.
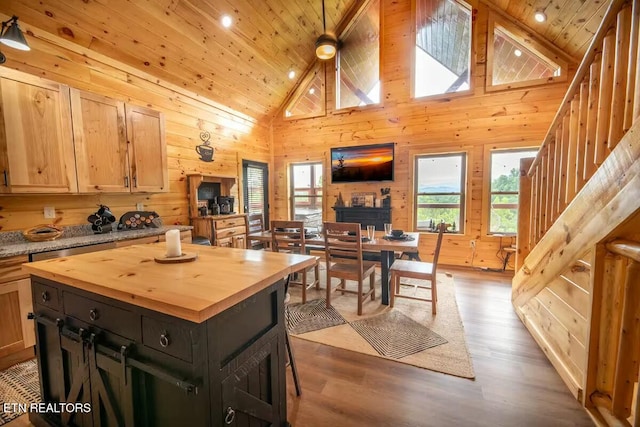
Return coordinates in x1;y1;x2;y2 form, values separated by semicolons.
411;0;474;101
289;161;324;224
484;146;539;236
413;152;467;233
485;13;569;92
283;61;326;120
335;0;383;112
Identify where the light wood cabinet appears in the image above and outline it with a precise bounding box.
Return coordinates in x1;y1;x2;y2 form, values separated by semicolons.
192;214;248;248
71;90;168;193
0;70;77;194
71;89;130;193
0;255;34;370
126;104;168;193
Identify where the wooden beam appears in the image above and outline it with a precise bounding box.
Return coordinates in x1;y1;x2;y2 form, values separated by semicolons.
607;240;640;262
624;0;640;131
512;119;640;308
585;59;602;181
545;140;557;231
566;97;580;203
576;82;589;192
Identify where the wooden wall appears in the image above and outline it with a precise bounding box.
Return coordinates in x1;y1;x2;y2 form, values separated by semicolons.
0;16;271;232
271;0;573;269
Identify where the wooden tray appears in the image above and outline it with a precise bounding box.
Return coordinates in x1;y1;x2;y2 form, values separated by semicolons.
154;252;198;264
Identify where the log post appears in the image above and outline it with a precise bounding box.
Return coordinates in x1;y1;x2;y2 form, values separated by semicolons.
609;5;632;150
596;28;617;165
516;157;534;272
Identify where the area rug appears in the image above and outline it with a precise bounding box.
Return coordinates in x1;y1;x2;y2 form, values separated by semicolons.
286;268;475;379
0;359;40;425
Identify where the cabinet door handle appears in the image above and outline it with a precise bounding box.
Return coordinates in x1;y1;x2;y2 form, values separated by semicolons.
2;170;7;187
159;332;170;348
224;407;235;425
89;309;99;321
124;176;129;188
41;291;50;303
133;175;137;188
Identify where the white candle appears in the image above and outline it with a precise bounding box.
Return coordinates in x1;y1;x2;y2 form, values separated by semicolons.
165;229;182;257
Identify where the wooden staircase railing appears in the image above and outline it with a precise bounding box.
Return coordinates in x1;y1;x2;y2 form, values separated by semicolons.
512;0;640;424
519;0;638;259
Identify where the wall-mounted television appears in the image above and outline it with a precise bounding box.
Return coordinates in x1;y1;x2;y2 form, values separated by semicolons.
331;143;394;183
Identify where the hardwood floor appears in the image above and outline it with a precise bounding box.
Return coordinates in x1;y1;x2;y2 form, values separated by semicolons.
285;267;594;427
6;267;593;426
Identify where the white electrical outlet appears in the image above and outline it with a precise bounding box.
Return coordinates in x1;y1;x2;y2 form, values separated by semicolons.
44;206;56;219
136;203;144;211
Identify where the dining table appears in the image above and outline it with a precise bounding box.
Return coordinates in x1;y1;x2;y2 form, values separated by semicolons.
247;230;420;305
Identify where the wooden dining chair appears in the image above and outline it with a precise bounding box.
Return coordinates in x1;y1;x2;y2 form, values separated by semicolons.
323;222;376;315
389;222;446;314
271;220;320;303
248;213;268;249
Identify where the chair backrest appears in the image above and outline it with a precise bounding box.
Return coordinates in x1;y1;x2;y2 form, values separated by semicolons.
248;213;265;233
323;222;365;274
271;220;307;254
431;222;446;277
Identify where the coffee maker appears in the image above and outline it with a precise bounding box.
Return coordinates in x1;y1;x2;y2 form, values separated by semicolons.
218;196;234;214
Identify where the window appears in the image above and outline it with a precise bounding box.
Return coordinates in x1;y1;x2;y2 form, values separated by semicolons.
414;0;472;99
336;0;380;109
486;15;567;91
488;149;538;234
414;153;466;232
290;163;323;228
284;62;325;119
242;160;269;225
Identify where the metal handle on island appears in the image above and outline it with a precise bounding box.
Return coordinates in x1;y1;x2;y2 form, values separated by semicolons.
89;309;99;321
159;332;170;348
224;407;235;424
41;291;49;303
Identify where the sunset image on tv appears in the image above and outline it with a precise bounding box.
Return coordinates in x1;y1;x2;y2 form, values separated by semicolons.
331;143;394;182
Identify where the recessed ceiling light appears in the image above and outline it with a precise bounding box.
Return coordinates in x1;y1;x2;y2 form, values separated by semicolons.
534;10;546;23
514;49;522;57
221;15;232;28
309;88;315;95
288;70;296;79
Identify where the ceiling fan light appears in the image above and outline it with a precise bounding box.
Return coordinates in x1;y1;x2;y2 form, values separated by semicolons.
315;34;337;60
0;18;30;51
534;10;546;23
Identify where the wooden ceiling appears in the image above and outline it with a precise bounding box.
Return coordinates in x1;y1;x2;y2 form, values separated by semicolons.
0;0;611;122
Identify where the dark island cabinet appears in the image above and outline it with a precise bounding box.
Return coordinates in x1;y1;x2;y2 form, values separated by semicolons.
29;276;286;427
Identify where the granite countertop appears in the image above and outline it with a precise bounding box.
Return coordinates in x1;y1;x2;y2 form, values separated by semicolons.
0;224;193;258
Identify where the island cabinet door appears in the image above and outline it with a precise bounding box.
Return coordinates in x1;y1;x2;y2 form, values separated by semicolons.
220;334;284;427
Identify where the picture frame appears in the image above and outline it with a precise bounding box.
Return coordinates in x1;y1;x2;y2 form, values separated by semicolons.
351;192;377;207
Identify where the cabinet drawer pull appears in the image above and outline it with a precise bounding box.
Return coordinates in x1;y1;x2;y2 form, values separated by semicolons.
124;176;129;188
41;291;50;303
159;332;170;348
224;407;235;425
2;170;7;186
89;309;99;321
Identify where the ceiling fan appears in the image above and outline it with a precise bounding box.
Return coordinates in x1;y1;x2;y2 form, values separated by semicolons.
315;0;338;60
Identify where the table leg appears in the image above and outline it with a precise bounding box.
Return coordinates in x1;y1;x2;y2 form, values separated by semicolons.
380;250;395;305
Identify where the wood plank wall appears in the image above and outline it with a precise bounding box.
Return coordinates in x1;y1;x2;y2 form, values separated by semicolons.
0;19;271;232
271;0;572;269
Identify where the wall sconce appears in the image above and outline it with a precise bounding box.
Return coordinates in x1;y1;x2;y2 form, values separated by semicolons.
0;16;31;64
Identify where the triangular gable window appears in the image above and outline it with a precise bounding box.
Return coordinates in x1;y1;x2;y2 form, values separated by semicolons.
336;0;381;110
487;15;568;91
284;62;325;120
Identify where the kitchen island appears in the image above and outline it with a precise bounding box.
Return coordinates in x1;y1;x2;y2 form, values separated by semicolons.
23;243;316;427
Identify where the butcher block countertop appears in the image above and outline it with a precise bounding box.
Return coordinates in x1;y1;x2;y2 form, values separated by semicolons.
23;243;316;323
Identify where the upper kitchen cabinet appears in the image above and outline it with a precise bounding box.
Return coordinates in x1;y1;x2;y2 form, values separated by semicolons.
0;70;77;194
125;105;168;193
71;89;130;193
72;90;168;193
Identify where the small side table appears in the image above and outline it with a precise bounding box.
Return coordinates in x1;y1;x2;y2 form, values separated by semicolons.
501;246;516;271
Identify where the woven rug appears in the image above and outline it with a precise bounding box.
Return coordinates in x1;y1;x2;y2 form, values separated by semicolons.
286;298;347;334
0;359;40;425
287;267;475;379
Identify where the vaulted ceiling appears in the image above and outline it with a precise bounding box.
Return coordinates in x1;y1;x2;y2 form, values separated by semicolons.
0;0;611;122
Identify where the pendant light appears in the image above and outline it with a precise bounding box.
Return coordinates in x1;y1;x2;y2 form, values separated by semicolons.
0;16;31;51
315;0;338;60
